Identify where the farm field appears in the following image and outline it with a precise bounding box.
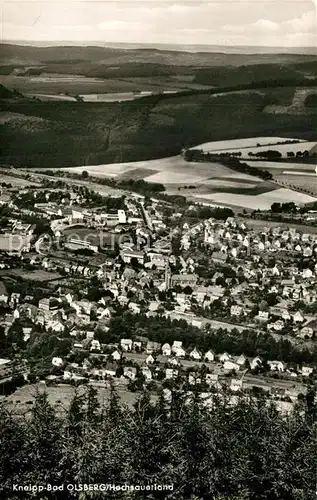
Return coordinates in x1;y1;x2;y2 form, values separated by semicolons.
115;168;158;181
192;188;316;211
191;137;316;159
120;76;210;91
191;136;306;152
245;160;317;195
245;160;316;172
281;171;316;176
274;173;317;195
0;74;169;95
0;173;39;187
239;141;316;157
1;74;190;99
27;93;77;102
62;155;259;183
202;179;257;189
145;171;210;184
61;154;317;210
0;269;62;281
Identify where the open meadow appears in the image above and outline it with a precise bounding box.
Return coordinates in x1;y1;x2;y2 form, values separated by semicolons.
3;383;148;416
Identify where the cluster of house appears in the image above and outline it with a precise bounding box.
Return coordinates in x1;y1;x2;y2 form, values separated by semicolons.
35;334;309;412
204;217;317;258
0;211;316;343
0;179;316;403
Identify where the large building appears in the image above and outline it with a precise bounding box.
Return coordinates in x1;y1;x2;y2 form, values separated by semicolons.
0;233;32;254
170;274;198;288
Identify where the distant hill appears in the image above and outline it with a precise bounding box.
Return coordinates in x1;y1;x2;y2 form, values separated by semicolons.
1;43;316;69
1;84;316;168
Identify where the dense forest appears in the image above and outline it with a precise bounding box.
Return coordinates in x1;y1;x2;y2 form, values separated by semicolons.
0;386;315;499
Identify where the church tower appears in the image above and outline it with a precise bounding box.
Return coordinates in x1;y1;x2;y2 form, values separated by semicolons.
165;260;171;290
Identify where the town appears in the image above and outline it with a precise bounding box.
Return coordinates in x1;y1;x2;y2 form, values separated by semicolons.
0;169;316;414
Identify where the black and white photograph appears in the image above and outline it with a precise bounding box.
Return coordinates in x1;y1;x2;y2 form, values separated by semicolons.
0;0;316;498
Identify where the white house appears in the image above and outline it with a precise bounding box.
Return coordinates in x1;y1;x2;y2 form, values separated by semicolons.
172;340;183;353
128;302;141;314
104;364;116;377
46;320;65;333
188;373;202;385
258;311;269;322
168;357;180;366
204;350;215;362
230;305;243;317
281;310;291;321
224;360;240;373
230;378;243;392
301;366;313;377
13;309;20;320
268;360;285;372
236;354;247;366
111;350;121;361
189;348;202;361
124;366;137;380
174;346;186;358
250;356;262;371
219;352;231;363
141;367;152;380
165;368;178;379
52;357;64;368
299;326;314;339
161;343;172;356
63;370;72;380
90;340;101;351
293;311;305;323
120;339;133;351
206;373;219;388
133;341;142;351
146;354;155;365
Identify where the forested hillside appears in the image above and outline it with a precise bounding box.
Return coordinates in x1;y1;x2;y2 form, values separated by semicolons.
1;84;316;167
0;386;315;499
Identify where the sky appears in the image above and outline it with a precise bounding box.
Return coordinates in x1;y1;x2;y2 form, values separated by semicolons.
1;0;317;47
